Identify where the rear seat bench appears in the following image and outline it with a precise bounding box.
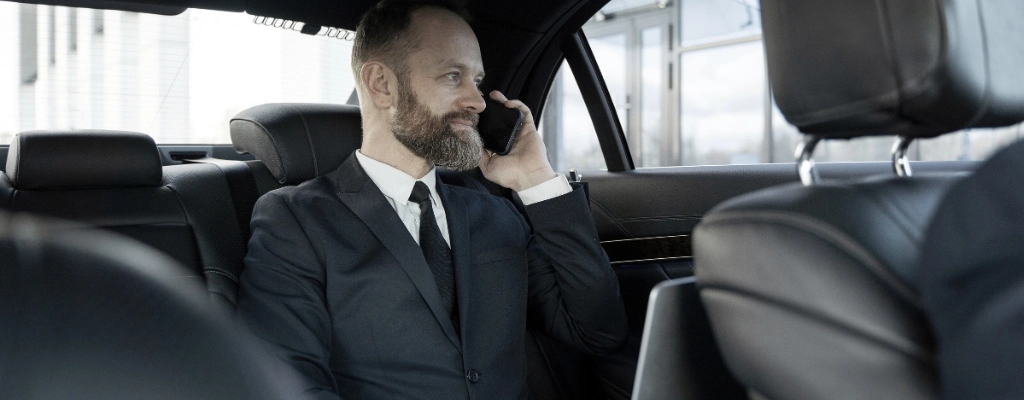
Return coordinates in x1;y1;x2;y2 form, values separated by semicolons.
0;130;247;312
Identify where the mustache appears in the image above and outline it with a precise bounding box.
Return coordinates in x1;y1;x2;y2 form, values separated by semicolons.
442;110;480;127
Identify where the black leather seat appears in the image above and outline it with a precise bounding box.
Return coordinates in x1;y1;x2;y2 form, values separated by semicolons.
691;1;1024;399
0;130;248;311
0;212;303;400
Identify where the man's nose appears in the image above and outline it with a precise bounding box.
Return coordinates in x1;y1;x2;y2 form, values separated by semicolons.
460;85;486;113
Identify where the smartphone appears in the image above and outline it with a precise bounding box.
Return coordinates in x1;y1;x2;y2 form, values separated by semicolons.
477;97;524;156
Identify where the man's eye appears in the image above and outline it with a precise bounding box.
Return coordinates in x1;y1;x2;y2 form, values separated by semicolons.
446;72;460;82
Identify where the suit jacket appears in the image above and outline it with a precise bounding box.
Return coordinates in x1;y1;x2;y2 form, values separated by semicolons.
919;139;1024;400
237;154;628;400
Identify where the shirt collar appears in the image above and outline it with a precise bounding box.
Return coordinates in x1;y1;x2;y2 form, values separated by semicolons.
355;150;438;207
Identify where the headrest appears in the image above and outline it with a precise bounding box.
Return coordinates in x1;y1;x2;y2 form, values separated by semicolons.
6;130;163;190
231;103;363;185
763;0;1024;139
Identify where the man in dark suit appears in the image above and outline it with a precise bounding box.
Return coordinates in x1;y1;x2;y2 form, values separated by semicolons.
919;139;1024;400
235;1;628;399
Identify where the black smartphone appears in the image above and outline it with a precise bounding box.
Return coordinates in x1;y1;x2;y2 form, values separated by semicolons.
477;97;524;156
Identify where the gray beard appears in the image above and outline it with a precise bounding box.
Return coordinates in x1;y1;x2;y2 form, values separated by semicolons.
390;88;483;171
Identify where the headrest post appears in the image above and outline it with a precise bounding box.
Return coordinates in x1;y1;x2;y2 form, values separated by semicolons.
795;135;822;186
892;137;914;177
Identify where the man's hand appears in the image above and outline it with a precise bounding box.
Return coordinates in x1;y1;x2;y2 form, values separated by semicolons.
478;90;557;192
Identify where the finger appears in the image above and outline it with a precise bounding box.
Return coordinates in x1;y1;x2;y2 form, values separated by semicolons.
478;148;492;167
489;90;509;103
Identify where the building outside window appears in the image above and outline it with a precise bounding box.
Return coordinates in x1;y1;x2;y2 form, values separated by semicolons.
541;0;1024;171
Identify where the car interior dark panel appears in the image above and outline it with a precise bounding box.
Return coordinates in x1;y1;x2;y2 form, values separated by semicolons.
692;0;1024;399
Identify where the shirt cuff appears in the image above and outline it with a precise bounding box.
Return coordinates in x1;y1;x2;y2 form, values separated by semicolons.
517;174;572;205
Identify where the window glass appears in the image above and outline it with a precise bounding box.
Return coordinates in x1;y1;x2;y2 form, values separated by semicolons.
0;3;355;144
680;41;765;165
638;26;663;167
539;61;607;172
680;0;761;44
772;99;1024;164
589;33;628;139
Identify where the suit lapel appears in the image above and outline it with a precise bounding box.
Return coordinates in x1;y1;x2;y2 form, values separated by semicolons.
438;183;474;341
333;155;462;351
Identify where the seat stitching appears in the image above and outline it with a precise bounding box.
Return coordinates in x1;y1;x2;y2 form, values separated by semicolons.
204;269;240;283
287;104;320;177
589;198;633;238
596;374;631;398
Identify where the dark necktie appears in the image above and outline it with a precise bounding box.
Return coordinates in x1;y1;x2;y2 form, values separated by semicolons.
409;181;459;335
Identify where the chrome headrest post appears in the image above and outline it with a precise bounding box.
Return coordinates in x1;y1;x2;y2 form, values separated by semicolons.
795;135;822;186
891;137;914;177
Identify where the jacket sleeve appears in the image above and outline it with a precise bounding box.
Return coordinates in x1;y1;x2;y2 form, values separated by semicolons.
236;192;343;400
520;186;629;355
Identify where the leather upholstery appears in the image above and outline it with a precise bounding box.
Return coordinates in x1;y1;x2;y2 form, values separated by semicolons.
693;1;1024;399
0;212;302;400
694;174;963;399
6;130;162;189
231;103;363;185
763;0;1024;138
0;130;251;312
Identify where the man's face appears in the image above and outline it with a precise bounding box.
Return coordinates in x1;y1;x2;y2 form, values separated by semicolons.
389;7;487;171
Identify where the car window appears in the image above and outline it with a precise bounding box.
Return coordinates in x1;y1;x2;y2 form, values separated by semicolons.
540;0;1024;169
0;3;356;144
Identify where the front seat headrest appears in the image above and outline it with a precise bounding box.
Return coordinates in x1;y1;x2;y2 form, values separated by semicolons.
764;0;1024;139
6;130;163;190
231;103;363;185
0;212;303;400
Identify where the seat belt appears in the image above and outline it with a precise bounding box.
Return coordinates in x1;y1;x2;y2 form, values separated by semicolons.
183;157;261;245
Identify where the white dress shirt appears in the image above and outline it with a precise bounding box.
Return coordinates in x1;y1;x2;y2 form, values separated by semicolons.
354;150;572;246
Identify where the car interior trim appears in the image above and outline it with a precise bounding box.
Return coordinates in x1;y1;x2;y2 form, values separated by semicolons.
601;235;692;265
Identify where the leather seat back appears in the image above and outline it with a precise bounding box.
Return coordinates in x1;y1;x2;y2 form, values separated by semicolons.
0;130;248;311
0;212;302;400
693;1;1024;399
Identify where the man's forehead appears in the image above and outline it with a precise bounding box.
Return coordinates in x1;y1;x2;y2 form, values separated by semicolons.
406;7;483;70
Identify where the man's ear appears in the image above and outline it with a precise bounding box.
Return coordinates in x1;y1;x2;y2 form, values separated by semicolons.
360;62;397;109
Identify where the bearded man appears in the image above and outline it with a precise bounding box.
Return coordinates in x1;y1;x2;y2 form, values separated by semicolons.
235;1;628;399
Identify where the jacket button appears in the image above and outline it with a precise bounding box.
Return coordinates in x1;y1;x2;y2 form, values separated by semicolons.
466;369;480;383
